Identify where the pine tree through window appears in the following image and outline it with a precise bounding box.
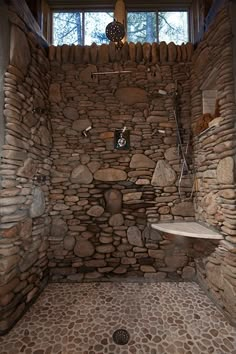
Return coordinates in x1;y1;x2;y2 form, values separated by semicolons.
52;10;189;45
127;11;188;44
53;12;113;45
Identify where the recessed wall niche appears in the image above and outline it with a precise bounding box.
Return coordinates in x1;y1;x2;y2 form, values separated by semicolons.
192;68;219;135
201;67;218;115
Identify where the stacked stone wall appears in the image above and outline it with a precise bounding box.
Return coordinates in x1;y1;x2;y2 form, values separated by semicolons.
191;7;236;324
0;10;51;334
47;43;201;283
1;1;236;334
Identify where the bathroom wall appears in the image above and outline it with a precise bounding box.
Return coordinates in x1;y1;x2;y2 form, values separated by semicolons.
47;42;207;283
0;6;51;334
0;0;9;156
1;0;236;335
191;5;236;324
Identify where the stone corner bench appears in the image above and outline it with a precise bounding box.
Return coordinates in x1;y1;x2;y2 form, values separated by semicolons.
151;221;224;240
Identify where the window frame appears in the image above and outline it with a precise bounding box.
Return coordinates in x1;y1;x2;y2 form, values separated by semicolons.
49;2;192;45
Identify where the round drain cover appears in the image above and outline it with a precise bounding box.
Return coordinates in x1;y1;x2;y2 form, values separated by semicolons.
112;329;130;345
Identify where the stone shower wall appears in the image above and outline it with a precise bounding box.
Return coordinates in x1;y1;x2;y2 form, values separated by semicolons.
0;9;51;334
47;42;203;283
0;1;10;155
1;1;236;335
191;6;236;324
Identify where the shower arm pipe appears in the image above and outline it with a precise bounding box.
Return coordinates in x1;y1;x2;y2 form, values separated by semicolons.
178;172;195;201
91;70;132;76
173;89;184;146
173;89;194;200
172;83;188;161
173;110;188;165
173;94;190;173
178;137;195;200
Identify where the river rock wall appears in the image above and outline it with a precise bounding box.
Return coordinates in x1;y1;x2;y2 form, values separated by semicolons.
47;43;198;282
1;0;236;335
191;6;236;325
0;9;51;334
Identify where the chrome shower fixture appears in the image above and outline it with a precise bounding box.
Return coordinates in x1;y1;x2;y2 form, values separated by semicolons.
91;70;132;78
82;126;92;137
117;126;127;148
114;127;130;150
105;19;125;49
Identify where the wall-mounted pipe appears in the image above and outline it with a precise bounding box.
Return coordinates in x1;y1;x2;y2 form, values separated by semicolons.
91;70;132;77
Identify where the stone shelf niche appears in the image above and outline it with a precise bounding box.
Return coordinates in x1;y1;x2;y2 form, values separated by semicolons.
151;222;223;239
201;68;218;115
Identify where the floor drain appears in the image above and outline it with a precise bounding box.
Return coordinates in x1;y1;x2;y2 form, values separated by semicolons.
112;329;130;345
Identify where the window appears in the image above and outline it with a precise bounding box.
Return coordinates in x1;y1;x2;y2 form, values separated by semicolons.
127;12;157;43
158;12;189;44
52;9;189;45
53;11;113;45
127;11;189;44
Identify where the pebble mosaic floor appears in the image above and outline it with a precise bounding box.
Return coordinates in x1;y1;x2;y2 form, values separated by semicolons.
1;282;236;354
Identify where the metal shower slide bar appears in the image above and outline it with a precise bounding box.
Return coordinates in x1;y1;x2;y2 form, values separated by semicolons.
91;70;132;76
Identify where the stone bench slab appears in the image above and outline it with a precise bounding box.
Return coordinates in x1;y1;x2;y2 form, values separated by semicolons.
151;222;223;239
